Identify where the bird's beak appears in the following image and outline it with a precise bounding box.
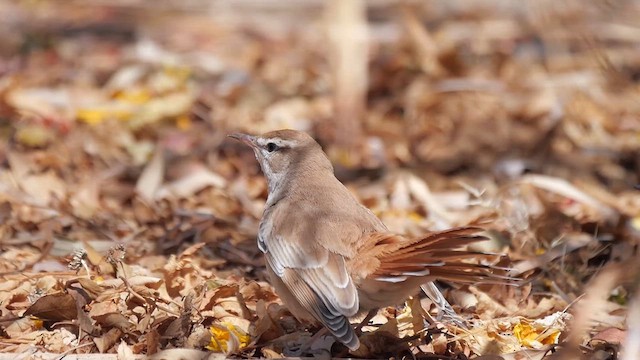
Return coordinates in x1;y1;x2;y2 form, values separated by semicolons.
228;133;258;149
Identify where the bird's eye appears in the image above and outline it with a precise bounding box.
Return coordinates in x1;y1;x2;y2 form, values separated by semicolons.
266;142;279;152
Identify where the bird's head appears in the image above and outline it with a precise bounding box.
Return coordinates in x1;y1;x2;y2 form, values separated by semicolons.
229;129;333;192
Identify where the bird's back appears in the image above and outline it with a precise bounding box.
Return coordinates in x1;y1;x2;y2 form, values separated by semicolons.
273;172;387;255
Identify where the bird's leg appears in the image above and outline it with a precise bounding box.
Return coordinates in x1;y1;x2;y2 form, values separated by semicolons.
354;309;378;335
422;306;438;327
295;327;330;355
420;282;468;329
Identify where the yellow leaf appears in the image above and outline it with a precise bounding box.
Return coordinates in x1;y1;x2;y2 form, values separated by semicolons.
15;125;53;147
114;89;151;104
77;109;109;125
114;109;133;122
32;318;44;329
207;322;251;353
408;211;423;222
164;66;191;82
540;329;561;345
329;148;360;168
175;115;192;130
77;108;132;125
514;322;539;347
514;321;562;349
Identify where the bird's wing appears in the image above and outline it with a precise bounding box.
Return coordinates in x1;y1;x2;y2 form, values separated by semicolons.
258;186;388;350
264;239;359;349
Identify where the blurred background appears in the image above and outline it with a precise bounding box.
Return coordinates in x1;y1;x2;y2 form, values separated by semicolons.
0;0;639;358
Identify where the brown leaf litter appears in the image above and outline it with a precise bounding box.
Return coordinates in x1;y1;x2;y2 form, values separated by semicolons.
0;0;639;359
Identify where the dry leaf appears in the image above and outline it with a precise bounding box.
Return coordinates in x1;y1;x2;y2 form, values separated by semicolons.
146;329;160;355
76;278;106;299
15;125;55;147
156;164;226;200
19;171;67;206
6;87;72;123
136;148;165;202
0;2;637;358
590;327;626;345
117;340;135;360
94;313;134;332
148;349;224;360
24;293;77;321
207;322;251;353
70;179;101;219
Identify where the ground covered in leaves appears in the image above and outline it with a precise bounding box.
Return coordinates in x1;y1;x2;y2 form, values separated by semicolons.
0;1;639;359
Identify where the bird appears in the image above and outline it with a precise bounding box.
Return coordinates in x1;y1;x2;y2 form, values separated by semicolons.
229;129;511;351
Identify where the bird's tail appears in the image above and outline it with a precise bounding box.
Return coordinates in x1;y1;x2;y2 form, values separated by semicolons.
372;227;515;285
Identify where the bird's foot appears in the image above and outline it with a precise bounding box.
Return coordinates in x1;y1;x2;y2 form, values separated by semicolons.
291;328;333;357
354;309;378;335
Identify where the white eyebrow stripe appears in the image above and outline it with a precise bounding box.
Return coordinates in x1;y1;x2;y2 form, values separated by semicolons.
276;140;296;147
256;137;272;146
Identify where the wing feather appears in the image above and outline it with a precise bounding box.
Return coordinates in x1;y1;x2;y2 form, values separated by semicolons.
278;261;359;350
264;235;360;350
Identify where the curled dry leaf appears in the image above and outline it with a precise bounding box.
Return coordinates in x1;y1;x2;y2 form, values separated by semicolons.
253;300;282;342
76;278;106;300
